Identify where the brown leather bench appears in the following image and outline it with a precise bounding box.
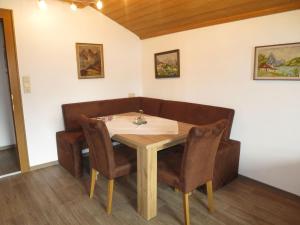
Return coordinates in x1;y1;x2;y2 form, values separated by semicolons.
56;97;240;190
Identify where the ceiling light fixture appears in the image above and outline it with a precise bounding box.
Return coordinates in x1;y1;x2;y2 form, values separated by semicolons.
38;0;47;10
70;2;78;11
96;0;103;10
38;1;103;12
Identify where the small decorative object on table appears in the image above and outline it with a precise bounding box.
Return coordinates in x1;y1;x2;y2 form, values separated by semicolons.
133;110;147;125
96;115;113;122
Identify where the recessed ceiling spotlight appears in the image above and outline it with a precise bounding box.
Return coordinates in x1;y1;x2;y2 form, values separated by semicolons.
96;0;103;10
38;0;47;10
70;2;78;11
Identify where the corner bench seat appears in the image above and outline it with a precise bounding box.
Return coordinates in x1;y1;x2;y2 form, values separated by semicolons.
56;97;240;190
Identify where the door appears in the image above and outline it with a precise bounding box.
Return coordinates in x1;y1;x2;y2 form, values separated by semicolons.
0;9;29;173
0;19;20;176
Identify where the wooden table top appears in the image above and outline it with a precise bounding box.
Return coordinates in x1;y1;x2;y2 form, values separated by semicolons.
111;112;196;151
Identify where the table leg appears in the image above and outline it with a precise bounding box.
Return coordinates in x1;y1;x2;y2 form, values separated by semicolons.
137;146;157;220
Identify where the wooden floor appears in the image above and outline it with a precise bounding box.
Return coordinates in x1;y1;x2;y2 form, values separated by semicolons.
0;148;19;176
0;165;299;225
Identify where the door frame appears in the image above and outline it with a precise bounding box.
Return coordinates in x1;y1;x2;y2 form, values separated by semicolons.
0;8;30;172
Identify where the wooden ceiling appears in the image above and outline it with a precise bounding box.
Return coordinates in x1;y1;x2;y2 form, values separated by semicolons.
61;0;300;39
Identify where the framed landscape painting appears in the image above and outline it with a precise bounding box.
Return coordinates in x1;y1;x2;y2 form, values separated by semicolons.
155;49;180;78
254;42;300;80
76;43;104;79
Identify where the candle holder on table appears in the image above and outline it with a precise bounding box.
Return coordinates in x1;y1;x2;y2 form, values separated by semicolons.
133;110;147;125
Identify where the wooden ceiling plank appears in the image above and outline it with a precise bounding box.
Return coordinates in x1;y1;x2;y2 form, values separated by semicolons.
112;0;259;22
138;1;300;39
59;0;300;39
109;0;187;21
60;0;135;11
101;0;146;15
128;0;292;32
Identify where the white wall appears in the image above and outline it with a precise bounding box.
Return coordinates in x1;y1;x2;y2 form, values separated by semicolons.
142;10;300;195
0;22;16;148
0;0;142;165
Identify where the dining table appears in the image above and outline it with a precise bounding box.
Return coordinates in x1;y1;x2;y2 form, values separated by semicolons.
103;112;195;220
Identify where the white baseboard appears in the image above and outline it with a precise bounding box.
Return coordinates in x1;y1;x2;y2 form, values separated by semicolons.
0;144;16;151
30;161;59;171
0;171;21;180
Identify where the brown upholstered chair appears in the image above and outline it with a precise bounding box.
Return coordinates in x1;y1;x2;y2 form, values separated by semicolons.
157;120;227;225
79;115;136;215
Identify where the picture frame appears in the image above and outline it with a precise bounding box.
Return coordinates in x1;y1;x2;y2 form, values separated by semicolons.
155;49;180;78
76;43;104;79
254;42;300;80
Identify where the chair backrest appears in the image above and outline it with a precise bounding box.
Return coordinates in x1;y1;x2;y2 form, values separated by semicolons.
179;119;227;193
79;115;115;179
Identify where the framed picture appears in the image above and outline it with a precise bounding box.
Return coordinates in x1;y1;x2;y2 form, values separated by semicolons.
254;42;300;80
155;49;180;78
76;43;104;79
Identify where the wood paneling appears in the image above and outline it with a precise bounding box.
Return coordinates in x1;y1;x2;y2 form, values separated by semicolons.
60;0;300;39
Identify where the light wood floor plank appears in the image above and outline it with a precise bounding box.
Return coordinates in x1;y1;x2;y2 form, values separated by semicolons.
0;165;299;225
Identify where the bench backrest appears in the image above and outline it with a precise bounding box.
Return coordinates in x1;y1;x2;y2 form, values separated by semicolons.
158;99;234;140
62;97;234;140
62;98;140;131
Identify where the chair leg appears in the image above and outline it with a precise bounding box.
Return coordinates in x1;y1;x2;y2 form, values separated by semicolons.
107;179;114;215
206;180;214;212
89;168;97;199
183;193;190;225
